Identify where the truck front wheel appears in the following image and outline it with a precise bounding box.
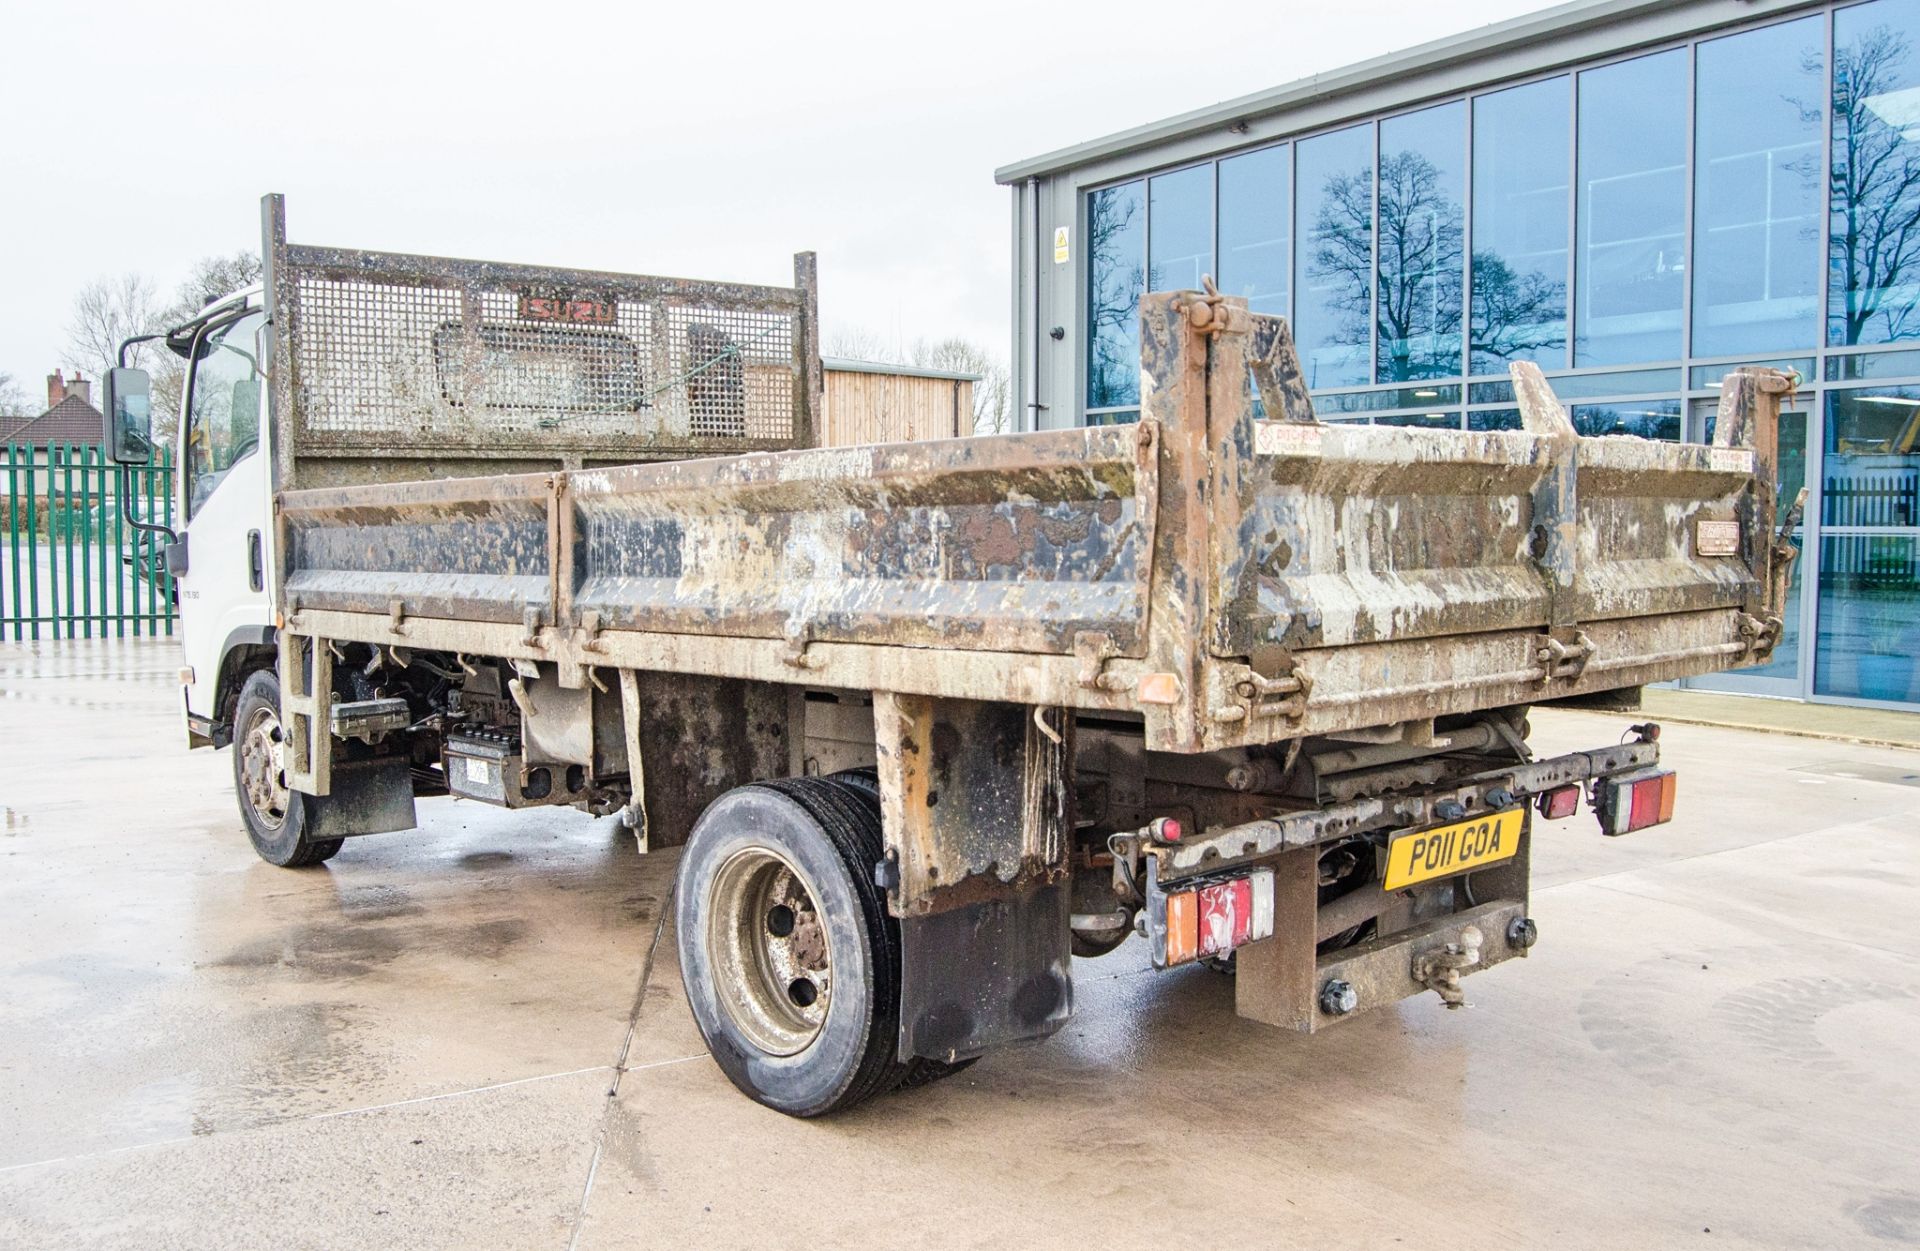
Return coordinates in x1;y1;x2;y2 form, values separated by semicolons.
676;778;901;1116
232;669;342;868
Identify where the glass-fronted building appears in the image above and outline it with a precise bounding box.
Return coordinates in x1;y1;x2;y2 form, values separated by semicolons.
998;0;1920;712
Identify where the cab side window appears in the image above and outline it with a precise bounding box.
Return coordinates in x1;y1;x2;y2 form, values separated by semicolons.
185;310;266;518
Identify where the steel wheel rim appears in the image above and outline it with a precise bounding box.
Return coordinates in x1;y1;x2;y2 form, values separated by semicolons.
708;846;832;1056
239;703;290;831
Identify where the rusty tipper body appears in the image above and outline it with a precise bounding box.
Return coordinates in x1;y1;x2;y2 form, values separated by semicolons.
111;195;1797;1115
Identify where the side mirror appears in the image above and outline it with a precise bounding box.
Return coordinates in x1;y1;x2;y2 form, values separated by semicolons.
104;366;153;465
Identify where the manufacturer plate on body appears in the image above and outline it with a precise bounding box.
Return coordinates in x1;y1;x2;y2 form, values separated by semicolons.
1695;518;1742;557
1255;421;1325;456
1383;808;1524;891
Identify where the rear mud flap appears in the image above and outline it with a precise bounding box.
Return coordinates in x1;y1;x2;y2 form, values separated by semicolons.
305;755;417;839
898;879;1072;1064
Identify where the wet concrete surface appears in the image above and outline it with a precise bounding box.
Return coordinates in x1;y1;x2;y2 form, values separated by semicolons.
1;638;1916;1249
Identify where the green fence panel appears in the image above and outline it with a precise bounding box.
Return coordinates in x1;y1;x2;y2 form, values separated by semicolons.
1;443;176;640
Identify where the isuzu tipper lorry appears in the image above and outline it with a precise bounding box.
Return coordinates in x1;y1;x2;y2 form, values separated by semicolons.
103;195;1800;1115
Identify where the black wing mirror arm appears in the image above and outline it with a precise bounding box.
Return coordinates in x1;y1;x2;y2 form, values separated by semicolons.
113;332;179;543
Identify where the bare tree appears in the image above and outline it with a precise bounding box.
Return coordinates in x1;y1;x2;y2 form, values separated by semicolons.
0;371;29;420
1469;253;1567;372
1829;24;1920;344
149;252;264;437
823;326;904;363
910;338;1011;435
64;273;158;384
158;252;262;327
1310;150;1565;381
1087;188;1145;408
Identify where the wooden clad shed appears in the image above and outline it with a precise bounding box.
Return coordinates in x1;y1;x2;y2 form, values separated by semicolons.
819;358;978;447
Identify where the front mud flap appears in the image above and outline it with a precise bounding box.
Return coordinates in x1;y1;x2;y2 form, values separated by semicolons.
1237;898;1529;1032
898;878;1072;1064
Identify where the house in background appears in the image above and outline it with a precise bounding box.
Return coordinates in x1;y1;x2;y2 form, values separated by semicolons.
0;374;110;506
1;372;105;456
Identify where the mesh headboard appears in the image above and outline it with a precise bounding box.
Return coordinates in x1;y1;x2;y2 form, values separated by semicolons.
262;195;819;488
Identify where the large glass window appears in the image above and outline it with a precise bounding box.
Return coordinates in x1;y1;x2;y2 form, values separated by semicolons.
1376;103;1466;382
1817;534;1919;700
1569;399;1681;440
1830;0;1920;346
1218;145;1291;317
1087;180;1146;412
1823;388;1920;529
1296;124;1374;388
1149;165;1214;296
1470;76;1570;376
184;309;266;519
1576;49;1689;365
1693;17;1826;358
1816;387;1920;701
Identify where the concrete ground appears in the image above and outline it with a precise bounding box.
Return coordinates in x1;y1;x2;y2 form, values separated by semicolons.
2;639;1917;1251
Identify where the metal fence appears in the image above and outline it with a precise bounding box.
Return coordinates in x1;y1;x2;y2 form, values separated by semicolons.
2;443;176;639
1824;470;1918;528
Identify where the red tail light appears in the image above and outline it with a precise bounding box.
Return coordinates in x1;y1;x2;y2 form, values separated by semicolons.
1198;877;1252;957
1538;784;1581;820
1150;867;1275;967
1595;769;1676;836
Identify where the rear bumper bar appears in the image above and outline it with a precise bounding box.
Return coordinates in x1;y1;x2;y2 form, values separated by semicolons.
1160;739;1660;883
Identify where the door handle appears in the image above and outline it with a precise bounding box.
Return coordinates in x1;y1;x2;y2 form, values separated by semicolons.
247;529;263;593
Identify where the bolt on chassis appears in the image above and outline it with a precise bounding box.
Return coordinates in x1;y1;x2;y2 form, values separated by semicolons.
107;196;1797;1115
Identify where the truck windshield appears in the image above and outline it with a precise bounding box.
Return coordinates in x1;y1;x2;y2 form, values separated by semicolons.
184;310;266;518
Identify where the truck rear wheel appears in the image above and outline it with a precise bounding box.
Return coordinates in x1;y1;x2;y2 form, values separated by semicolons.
821;768;979;1091
676;778;901;1116
233;669;342;869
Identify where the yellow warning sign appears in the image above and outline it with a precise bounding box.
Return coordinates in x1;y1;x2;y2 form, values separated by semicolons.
1053;226;1070;264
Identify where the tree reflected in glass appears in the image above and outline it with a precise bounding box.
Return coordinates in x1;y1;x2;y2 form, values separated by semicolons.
1829;13;1920;345
1087;182;1145;408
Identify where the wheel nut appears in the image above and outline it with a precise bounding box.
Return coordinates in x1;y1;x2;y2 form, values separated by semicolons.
1508;916;1539;949
1319;978;1359;1016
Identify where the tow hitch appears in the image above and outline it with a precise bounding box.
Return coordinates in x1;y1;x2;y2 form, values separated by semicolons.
1412;924;1486;1008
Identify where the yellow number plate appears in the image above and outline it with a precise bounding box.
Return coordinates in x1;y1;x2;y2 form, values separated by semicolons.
1383;809;1524;891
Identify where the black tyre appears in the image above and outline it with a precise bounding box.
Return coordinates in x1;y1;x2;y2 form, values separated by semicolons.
824;765;880;801
676;777;902;1116
820;769;979;1091
232;669;342;869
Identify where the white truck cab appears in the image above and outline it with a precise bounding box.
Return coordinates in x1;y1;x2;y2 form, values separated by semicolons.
107;287;277;747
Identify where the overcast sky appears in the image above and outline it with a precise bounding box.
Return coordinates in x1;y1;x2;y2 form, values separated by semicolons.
0;0;1560;403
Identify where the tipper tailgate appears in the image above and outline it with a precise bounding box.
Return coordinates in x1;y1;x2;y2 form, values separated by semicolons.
1235;421;1760;653
1133;289;1793;751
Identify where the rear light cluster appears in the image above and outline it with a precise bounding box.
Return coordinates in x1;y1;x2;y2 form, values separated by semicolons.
1594;767;1677;836
1537;783;1581;820
1156;868;1275;966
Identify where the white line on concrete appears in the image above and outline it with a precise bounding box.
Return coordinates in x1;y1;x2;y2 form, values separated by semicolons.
622;1053;707;1074
566;889;676;1251
303;1064;616;1121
